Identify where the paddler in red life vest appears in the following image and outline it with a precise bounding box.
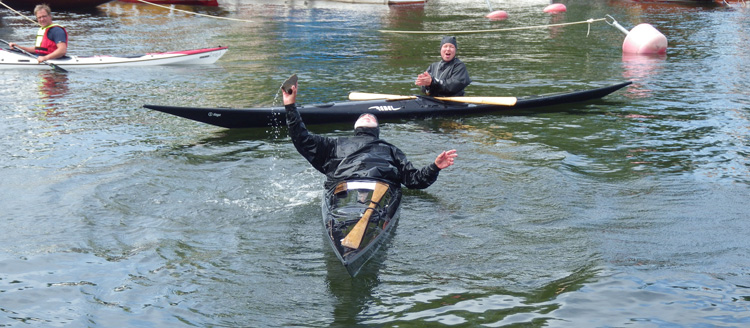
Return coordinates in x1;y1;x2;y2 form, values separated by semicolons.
8;4;68;64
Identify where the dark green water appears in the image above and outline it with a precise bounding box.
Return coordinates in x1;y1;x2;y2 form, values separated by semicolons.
1;0;749;326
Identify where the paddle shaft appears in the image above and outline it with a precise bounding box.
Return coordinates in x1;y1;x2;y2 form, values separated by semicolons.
341;183;389;249
349;92;517;106
437;95;517;106
0;39;68;73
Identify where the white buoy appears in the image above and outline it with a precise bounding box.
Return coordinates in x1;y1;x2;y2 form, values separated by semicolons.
607;16;668;55
623;24;668;55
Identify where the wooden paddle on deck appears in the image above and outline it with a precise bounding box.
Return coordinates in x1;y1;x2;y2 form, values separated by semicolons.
0;39;68;73
349;92;416;101
349;92;517;106
341;182;389;249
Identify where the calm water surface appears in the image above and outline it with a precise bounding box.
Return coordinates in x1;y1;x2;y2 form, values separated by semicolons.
1;0;749;326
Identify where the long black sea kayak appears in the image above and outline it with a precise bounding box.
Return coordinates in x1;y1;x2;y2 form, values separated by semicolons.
143;81;631;129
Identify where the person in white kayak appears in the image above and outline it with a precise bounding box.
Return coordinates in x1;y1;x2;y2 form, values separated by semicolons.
8;4;68;63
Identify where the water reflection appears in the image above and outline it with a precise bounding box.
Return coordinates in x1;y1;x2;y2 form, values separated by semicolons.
607;0;727;13
621;53;666;98
37;70;69;116
353;263;602;326
384;3;425;31
325;251;379;325
381;3;426;64
325;225;396;325
546;9;566;39
100;1;230;22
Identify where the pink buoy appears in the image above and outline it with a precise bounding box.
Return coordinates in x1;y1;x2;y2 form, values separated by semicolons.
543;3;567;13
486;10;508;20
622;23;668;55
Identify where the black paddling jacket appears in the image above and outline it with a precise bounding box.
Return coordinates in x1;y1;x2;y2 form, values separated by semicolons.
285;104;441;191
421;57;472;97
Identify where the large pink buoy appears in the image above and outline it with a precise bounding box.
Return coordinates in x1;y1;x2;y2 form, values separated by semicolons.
486;10;508;20
543;3;567;13
622;23;668;54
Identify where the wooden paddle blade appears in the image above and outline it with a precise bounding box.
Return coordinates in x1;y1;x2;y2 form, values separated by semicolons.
435;96;517;106
340;183;389;249
341;207;375;249
349;92;416;101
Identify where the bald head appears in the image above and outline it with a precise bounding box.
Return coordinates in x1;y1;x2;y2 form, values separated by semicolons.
354;113;378;129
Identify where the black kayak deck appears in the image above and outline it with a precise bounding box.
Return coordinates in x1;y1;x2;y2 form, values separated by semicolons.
143;81;632;129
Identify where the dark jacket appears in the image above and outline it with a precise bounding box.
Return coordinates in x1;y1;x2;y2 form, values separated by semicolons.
421;57;472;97
285;104;441;190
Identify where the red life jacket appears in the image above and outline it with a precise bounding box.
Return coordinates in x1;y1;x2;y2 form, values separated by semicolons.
34;24;67;55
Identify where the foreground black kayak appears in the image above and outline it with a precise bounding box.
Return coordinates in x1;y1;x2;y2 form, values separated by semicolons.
143;81;632;129
323;180;401;277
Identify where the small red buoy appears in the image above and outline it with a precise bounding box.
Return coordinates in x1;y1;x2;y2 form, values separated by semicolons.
486;10;508;20
622;23;668;55
543;3;566;13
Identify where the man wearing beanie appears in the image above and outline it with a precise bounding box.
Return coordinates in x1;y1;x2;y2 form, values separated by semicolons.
282;81;457;191
415;36;472;97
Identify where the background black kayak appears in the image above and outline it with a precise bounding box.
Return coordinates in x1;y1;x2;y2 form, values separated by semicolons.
143;81;632;129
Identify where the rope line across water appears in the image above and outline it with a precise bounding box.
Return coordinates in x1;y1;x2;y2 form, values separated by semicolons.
377;18;607;35
0;1;41;26
134;0;255;22
0;0;610;36
121;1;610;36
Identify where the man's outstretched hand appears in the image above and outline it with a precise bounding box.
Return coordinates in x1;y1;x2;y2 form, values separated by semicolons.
435;149;457;169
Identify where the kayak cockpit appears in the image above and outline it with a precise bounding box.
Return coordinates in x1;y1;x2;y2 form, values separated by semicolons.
322;180;401;276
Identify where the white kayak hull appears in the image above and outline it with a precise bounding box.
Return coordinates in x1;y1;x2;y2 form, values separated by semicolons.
0;46;227;69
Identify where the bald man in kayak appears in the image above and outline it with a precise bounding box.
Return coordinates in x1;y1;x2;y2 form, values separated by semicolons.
282;82;457;191
415;36;472;97
8;4;67;63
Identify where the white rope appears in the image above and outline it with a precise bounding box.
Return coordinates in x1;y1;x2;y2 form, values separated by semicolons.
378;18;607;35
0;1;41;26
4;0;610;37
133;0;367;30
133;0;254;22
114;1;610;36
